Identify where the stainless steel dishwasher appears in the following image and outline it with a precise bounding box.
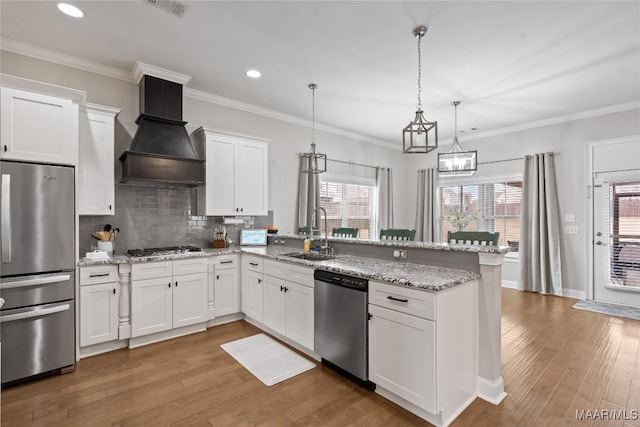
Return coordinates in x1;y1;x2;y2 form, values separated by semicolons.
314;270;374;389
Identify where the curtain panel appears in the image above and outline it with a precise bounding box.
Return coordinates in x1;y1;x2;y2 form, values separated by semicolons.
376;167;394;237
519;152;563;295
295;155;321;231
415;168;440;242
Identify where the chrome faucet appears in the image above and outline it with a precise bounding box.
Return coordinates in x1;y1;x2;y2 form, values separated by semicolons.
311;206;330;254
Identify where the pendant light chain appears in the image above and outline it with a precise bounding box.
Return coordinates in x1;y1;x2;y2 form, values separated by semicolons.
417;33;422;111
312;84;316;146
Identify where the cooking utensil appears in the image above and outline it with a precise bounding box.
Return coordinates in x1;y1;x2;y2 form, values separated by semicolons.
103;224;112;232
90;234;100;241
95;231;111;242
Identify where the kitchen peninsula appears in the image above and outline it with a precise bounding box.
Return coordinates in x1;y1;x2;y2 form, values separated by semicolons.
78;238;509;426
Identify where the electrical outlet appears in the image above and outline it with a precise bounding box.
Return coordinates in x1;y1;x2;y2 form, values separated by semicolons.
393;249;407;259
565;225;579;235
565;214;576;223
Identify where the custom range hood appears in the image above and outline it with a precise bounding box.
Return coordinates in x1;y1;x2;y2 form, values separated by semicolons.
120;63;204;186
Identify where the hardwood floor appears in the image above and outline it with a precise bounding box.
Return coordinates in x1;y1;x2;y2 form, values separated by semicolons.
2;289;639;426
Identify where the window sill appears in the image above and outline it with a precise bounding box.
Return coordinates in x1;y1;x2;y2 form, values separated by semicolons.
504;252;519;262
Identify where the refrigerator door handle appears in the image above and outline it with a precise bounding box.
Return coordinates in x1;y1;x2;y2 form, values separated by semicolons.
0;273;71;290
0;303;70;323
1;173;11;263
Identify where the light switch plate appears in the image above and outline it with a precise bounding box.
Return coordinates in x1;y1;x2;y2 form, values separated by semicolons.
565;214;576;223
565;225;579;234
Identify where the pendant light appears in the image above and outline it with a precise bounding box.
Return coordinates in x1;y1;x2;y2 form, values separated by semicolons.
301;83;327;174
438;101;477;177
403;25;438;154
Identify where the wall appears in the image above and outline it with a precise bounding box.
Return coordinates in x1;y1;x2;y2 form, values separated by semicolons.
406;108;640;297
0;50;413;256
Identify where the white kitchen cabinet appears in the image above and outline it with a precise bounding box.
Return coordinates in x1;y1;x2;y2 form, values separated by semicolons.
368;279;478;427
131;276;173;337
0;87;76;165
192;127;269;216
131;259;207;338
78;103;120;215
79;265;119;347
369;303;436;413
262;260;314;350
213;255;240;317
241;255;264;322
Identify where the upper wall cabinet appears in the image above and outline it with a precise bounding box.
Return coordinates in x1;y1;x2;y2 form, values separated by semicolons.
0;86;78;165
78;104;120;216
192;127;269;216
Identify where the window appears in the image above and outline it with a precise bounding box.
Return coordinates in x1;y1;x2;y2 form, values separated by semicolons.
319;181;376;239
440;180;522;249
610;181;640;287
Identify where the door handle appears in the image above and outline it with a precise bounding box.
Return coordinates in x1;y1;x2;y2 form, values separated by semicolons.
0;274;71;290
1;174;11;263
0;303;70;322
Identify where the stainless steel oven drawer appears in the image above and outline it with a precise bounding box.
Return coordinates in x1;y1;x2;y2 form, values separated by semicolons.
0;300;75;384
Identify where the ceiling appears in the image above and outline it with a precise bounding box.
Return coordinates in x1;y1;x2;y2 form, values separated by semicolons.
1;1;639;148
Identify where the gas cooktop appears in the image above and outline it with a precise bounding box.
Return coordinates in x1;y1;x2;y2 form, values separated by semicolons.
127;246;202;257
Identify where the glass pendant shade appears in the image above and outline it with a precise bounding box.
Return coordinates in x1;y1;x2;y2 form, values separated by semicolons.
438;101;477;177
302;83;326;174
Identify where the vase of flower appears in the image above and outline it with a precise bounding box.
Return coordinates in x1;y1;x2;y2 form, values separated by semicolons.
446;206;474;231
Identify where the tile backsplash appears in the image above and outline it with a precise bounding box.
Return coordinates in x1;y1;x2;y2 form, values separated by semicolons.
79;184;272;256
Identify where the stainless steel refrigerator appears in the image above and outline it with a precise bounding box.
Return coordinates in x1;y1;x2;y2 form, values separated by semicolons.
0;160;75;384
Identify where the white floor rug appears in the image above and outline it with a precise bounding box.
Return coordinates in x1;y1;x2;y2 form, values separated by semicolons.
220;333;315;386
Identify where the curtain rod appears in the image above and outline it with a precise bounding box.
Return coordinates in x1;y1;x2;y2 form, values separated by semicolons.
478;151;561;166
296;152;379;170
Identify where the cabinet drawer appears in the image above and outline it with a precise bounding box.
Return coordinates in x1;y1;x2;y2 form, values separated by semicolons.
243;255;264;273
213;254;238;270
173;258;207;276
264;260;287;278
287;264;314;288
369;280;436;321
80;265;118;286
131;261;172;281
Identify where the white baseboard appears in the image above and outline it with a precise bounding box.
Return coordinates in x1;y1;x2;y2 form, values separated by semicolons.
477;376;507;405
562;288;586;300
501;280;518;289
79;340;128;359
128;323;206;348
206;312;243;328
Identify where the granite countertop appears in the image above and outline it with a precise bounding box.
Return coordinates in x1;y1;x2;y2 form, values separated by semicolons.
272;233;511;254
80;245;480;292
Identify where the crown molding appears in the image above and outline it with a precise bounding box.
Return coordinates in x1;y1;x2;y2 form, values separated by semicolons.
184;87;400;150
1;38;135;83
1;73;87;104
3;38;638;151
132;61;191;85
460;100;640;143
81;102;121;116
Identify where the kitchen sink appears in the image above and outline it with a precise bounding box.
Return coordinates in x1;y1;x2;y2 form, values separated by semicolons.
283;252;335;261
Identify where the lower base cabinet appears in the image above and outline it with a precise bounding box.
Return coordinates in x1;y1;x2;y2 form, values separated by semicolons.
80;282;119;347
368;304;436;413
213;256;240;317
131;260;207;338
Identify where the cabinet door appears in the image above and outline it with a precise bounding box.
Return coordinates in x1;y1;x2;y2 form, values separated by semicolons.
263;275;286;335
242;270;264;322
235;140;268;215
173;273;207;328
131;277;173;337
285;281;314;350
368;304;436;413
78;107;117;215
0;87;75;165
202;137;236;216
214;268;239;317
80;283;118;346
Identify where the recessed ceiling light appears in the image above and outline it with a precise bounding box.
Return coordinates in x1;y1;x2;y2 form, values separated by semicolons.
57;3;84;18
245;69;261;79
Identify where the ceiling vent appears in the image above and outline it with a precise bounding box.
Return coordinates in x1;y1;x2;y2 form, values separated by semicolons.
145;0;188;18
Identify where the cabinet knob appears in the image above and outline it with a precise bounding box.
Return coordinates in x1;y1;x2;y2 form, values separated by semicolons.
216;275;219;280
284;287;288;293
168;283;171;288
235;208;239;212
175;281;178;287
280;286;284;292
109;204;112;211
3;145;7;152
113;288;116;294
240;208;244;212
258;278;262;284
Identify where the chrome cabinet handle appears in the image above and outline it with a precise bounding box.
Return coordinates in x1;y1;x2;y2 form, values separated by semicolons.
1;174;11;263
